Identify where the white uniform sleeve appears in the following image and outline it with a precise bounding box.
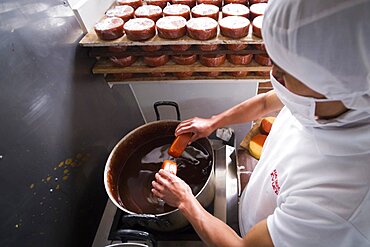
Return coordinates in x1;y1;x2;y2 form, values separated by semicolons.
267;195;370;247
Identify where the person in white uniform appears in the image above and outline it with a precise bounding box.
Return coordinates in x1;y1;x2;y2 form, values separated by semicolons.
151;0;370;246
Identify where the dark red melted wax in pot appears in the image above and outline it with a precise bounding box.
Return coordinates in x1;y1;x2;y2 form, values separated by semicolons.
117;136;212;214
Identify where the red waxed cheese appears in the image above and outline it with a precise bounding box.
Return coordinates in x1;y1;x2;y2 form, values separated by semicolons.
219;16;250;39
224;0;248;5
171;0;196;8
199;54;226;67
225;43;248;51
172;54;197;65
169;44;192;51
156;16;187;39
197;0;222;8
252;15;263;38
108;46;128;52
249;0;268;5
229;71;249;77
163;4;191;20
117;0;143;9
143;54;169;67
191;4;219;20
124;18;156;41
198;44;221;51
146;0;170;9
150;72;167;77
201;71;221;77
222;3;249;18
113;73;133;80
254;54;272;66
110;55;137;67
106;5;135;22
227;53;253;65
135;5;163;22
94;17;124;40
187;17;218;40
254;43;266;51
141;45;162;51
249;3;267;20
175;71;193;78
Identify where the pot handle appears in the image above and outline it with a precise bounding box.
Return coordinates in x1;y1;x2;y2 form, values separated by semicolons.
115;229;157;247
153;101;181;121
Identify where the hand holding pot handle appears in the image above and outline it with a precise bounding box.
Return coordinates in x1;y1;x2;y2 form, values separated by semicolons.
151;169;193;208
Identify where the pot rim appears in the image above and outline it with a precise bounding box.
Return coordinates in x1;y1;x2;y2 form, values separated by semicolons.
104;120;214;217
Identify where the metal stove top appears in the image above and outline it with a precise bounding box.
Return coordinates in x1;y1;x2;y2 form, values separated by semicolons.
92;130;239;247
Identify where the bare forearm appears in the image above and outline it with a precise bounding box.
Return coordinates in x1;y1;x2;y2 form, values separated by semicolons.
179;196;244;247
210;91;283;130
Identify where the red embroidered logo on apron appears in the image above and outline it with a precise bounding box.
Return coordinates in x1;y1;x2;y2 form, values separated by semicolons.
270;169;280;195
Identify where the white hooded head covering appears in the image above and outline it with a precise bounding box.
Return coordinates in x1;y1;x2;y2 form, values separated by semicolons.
262;0;370;125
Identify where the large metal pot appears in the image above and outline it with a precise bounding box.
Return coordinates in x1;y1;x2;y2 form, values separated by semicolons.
104;102;215;232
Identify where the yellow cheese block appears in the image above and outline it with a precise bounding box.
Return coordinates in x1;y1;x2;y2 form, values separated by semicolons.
248;134;268;160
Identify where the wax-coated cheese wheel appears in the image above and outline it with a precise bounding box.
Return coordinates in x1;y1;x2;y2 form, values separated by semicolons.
117;0;143;9
197;0;222;8
143;54;169;67
227;53;253;65
108;46;128;52
94;17;124;40
201;71;221;77
175;71;194;78
191;4;219;20
222;3;249;18
199;54;226;66
249;2;267;20
141;45;162;51
254;54;272;66
110;55;137;67
252;15;263;38
163;4;191;20
225;43;248;51
186;17;218;40
169;44;192;51
229;71;249;77
254;43;266;51
198;44;221;51
146;0;170;9
249;0;268;6
171;0;196;8
135;5;163;22
124;18;156;41
219;16;250;39
106;5;135;22
248;134;267;160
171;54;197;65
150;72;167;77
156;16;187;39
224;0;248;5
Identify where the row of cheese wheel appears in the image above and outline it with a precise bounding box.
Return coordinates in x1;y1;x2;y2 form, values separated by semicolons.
116;0;268;10
105;2;267;21
111;70;269;80
94;3;267;41
109;53;272;67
